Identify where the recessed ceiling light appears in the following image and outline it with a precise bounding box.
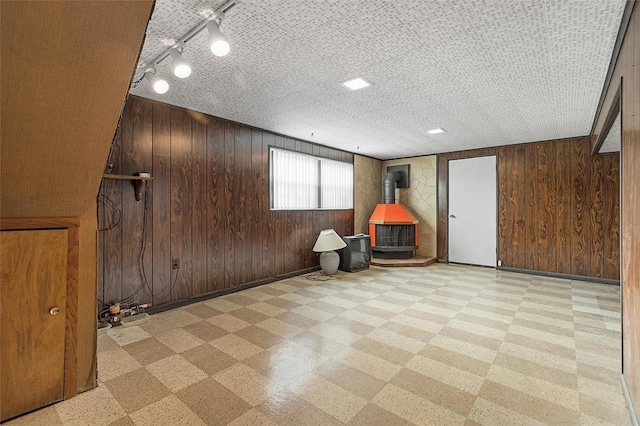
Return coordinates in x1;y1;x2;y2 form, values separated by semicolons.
427;128;446;134
341;77;370;91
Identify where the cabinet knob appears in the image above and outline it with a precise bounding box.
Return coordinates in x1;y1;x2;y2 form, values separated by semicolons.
449;214;456;218
49;307;61;316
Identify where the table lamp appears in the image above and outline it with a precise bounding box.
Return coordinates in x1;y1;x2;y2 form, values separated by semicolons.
313;229;347;275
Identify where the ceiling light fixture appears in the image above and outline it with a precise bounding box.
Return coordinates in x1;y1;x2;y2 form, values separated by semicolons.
206;19;231;57
132;0;237;94
144;68;169;94
341;77;371;91
169;47;192;78
427;128;446;134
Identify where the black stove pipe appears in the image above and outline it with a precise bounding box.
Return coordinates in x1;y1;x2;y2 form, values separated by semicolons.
383;171;402;204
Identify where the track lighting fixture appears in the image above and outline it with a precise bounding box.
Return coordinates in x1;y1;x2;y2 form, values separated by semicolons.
144;68;169;94
133;0;237;95
206;19;231;57
169;47;192;78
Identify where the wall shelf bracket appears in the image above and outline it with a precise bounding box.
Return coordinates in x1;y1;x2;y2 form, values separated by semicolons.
102;174;153;201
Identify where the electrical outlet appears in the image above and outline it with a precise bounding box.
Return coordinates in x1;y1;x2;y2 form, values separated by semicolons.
497;260;502;267
172;258;180;269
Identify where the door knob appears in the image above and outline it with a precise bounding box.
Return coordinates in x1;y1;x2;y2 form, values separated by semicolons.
49;307;61;316
449;214;456;218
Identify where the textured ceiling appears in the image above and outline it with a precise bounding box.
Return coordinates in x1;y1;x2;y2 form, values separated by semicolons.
130;0;626;160
599;112;621;153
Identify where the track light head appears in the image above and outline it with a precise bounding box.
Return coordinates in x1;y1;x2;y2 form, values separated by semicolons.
144;68;169;94
206;19;230;57
169;48;192;78
135;1;237;89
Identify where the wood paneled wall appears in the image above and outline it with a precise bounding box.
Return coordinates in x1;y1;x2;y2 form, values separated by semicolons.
437;137;620;280
593;2;640;418
98;97;354;308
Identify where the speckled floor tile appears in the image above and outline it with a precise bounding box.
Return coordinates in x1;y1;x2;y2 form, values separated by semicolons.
288;373;368;423
55;384;125;426
213;363;282;406
128;395;205;426
7;264;629;426
108;326;151;346
98;346;143;382
145;354;207;392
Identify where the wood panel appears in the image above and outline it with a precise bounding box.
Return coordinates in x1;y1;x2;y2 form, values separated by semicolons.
191;115;207;297
63;225;79;398
224;123;236;288
122;98;153;304
589;153;604;278
622;10;639;419
152;103;172;303
497;149;509;266
251;130;264;282
1;230;67;421
235;126;251;285
0;219;81;398
601;153;620;279
0;221;79;420
536;142;556;272
437;137;619;280
592;3;639;417
512;146;527;267
98;96;353;308
170;108;193;300
570;139;591;276
555;141;572;273
502;146;527;268
437;156;449;260
524;144;538;271
207;118;225;291
101;143;123;307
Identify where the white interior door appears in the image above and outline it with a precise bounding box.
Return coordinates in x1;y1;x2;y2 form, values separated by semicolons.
448;155;497;267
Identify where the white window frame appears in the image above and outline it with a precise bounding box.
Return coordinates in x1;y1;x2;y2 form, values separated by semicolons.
269;147;353;211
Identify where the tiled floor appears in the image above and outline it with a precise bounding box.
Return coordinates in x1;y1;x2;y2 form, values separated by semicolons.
7;264;630;425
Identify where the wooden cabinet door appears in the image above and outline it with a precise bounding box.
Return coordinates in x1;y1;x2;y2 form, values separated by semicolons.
1;229;68;421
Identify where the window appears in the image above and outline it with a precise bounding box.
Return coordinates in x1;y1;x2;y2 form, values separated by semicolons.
270;147;353;210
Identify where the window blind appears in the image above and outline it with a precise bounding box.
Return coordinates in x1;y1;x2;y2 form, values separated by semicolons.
270;147;353;210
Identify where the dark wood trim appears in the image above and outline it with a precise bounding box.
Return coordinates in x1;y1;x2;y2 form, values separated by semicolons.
499;266;620;286
589;0;636;136
268;144;353;164
592;80;622;155
388;135;590;162
146;266;320;315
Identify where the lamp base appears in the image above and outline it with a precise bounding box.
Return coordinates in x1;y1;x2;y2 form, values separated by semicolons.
319;251;340;276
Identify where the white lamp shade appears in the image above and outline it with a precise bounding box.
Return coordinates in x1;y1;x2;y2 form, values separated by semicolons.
207;20;231;57
169;48;192;78
313;229;347;252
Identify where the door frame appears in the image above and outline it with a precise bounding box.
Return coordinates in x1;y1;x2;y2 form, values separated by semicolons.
1;217;80;401
446;154;499;267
